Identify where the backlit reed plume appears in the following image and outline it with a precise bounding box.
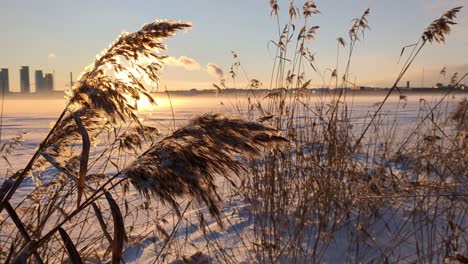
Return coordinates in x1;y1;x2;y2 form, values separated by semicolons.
46;20;192;160
37;20;192;190
67;20;192;123
423;7;462;43
0;20;192;217
303;0;320;18
44;109;106;159
122;114;287;223
117;124;160;153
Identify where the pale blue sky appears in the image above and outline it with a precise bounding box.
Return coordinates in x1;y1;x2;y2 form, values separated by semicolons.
1;0;467;91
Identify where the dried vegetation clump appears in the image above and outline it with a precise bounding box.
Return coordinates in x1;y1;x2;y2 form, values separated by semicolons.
0;19;284;263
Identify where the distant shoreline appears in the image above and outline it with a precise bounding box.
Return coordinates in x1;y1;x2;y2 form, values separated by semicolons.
2;88;467;99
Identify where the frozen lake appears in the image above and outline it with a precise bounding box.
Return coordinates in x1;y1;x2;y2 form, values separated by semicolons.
0;91;465;174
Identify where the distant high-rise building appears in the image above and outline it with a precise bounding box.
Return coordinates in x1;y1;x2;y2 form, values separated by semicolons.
0;68;9;94
44;73;54;92
20;66;30;93
35;70;44;93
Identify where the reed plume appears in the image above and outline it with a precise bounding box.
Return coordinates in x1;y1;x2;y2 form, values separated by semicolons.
42;20;193;164
67;20;192;124
43;109;105;159
122;114;287;223
349;8;370;42
270;0;279;16
337;37;346;47
423;6;462;43
302;0;320;18
34;21;192;205
289;1;299;20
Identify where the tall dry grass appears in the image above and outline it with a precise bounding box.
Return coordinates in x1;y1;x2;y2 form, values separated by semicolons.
222;2;468;263
0;1;467;263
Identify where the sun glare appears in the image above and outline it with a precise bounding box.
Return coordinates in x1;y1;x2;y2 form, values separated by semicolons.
136;96;157;111
135;96;172;111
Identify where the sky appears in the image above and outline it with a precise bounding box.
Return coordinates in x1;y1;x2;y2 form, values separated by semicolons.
1;0;467;92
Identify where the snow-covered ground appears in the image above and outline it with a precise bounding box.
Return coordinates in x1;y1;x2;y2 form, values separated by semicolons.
0;91;466;263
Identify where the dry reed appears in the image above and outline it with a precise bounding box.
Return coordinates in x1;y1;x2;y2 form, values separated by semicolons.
1;2;467;263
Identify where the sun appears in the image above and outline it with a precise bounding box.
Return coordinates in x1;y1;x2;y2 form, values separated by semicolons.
136;96;157;111
136;96;171;111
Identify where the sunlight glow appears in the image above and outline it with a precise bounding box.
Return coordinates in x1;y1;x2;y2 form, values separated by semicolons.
135;96;174;112
136;96;157;111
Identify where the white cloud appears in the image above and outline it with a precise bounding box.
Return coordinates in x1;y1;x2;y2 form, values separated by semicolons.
164;56;200;70
163;57;226;82
206;63;225;80
48;53;56;59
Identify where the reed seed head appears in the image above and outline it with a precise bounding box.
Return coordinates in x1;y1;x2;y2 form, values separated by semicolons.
67;20;192;124
423;7;463;44
122;114;287;222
